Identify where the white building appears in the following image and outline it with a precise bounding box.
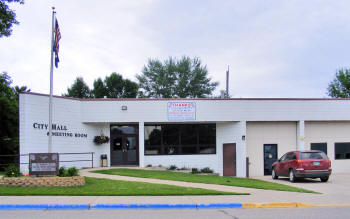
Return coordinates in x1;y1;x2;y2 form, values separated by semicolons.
19;92;350;177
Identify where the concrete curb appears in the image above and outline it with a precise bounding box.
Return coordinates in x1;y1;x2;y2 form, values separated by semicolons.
0;202;349;210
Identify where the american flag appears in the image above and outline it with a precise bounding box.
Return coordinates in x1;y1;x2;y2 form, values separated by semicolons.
53;19;61;68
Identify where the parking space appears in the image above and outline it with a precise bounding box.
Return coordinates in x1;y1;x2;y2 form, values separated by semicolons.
254;173;350;196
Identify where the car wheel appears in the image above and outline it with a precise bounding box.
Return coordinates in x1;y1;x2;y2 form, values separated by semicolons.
320;176;329;182
289;169;296;183
272;168;278;180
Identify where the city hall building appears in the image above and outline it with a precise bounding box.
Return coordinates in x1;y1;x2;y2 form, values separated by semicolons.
19;92;350;177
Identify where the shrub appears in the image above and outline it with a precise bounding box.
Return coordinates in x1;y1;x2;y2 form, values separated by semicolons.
58;166;67;177
67;167;79;176
200;167;214;173
191;168;199;174
58;166;79;177
168;165;177;170
5;164;21;177
146;164;152;167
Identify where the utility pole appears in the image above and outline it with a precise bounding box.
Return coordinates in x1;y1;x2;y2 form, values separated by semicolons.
226;65;229;98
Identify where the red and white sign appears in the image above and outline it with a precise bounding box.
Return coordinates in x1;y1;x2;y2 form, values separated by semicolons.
167;102;196;121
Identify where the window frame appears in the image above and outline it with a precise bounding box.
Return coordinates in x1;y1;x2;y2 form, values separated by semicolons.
334;142;350;160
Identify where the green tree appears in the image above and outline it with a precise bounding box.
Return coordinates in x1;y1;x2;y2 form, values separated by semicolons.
0;0;24;37
13;85;30;101
92;78;107;98
327;69;350;98
0;72;20;164
63;77;91;98
92;73;138;98
137;56;218;98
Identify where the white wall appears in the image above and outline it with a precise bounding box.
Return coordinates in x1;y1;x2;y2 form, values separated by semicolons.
216;122;246;177
305;121;350;173
81;98;350;123
19;94;110;173
246;122;297;176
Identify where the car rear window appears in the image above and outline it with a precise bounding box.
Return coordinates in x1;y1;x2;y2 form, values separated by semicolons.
300;152;328;160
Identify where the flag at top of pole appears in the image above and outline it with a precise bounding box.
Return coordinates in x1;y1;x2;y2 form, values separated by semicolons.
53;19;61;68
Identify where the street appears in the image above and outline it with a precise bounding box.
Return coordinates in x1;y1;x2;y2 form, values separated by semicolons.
0;207;349;219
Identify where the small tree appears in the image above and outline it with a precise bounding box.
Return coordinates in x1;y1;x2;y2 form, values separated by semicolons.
327;69;350;98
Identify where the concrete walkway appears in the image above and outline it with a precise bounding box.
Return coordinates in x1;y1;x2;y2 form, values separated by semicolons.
1;168;349;206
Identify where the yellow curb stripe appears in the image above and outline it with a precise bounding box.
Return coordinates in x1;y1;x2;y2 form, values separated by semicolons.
242;202;350;209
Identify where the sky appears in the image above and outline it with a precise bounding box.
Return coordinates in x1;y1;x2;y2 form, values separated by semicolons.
1;0;350;98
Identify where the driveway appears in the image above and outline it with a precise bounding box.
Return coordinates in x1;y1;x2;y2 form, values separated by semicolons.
253;173;350;203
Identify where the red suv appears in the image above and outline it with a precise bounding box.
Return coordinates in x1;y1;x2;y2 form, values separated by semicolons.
271;150;332;182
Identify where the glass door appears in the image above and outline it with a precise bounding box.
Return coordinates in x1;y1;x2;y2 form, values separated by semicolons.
110;125;139;165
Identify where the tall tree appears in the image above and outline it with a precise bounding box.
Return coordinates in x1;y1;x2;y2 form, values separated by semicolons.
0;72;21;162
137;56;218;98
63;77;91;98
0;0;24;37
327;69;350;98
92;78;107;98
91;73;138;98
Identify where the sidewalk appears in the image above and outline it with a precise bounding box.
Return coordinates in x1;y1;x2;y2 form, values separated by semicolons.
1;168;349;206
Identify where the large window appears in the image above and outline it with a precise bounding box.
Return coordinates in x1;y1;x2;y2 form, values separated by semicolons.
144;124;216;155
335;142;350;159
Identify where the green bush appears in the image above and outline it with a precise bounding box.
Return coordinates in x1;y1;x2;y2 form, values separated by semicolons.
168;165;177;171
58;166;67;177
67;167;79;176
191;168;199;174
58;166;79;177
200;167;214;173
5;164;21;177
146;164;152;167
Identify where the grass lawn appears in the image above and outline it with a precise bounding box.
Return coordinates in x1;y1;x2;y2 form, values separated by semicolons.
0;177;246;196
93;169;316;193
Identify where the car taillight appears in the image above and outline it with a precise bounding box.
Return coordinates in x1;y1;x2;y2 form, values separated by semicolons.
328;159;331;167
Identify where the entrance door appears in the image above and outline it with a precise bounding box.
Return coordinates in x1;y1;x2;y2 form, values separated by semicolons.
264;144;277;175
110;125;139;165
223;143;236;176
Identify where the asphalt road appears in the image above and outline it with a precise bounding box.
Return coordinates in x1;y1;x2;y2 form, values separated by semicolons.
0;207;349;219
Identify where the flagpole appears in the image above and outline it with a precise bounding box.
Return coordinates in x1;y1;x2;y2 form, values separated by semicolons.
48;7;56;153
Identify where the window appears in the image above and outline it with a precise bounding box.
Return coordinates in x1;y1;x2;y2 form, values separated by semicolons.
335;143;350;159
311;143;327;155
286;153;296;160
144;124;216;155
300;152;328;160
280;154;288;161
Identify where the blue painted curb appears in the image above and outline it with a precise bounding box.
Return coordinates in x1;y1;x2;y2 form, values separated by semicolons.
47;204;90;210
92;204;198;209
0;204;48;210
197;203;242;209
0;203;243;210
